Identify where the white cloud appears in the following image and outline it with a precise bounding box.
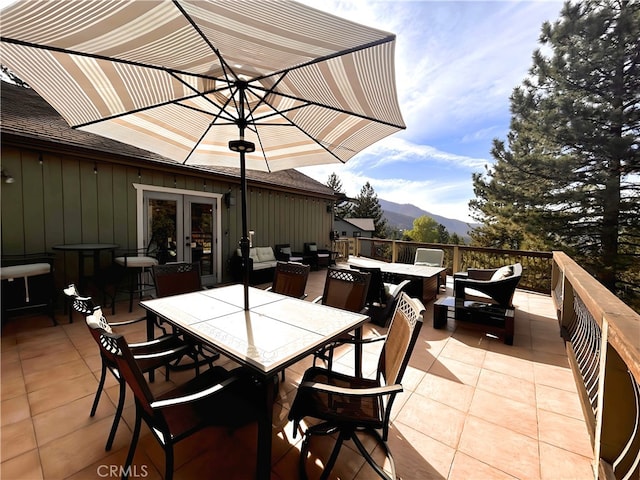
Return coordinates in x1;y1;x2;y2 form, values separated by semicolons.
352;137;488;169
294;0;563;224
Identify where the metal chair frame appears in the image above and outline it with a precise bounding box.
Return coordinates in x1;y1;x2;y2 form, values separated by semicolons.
289;293;425;480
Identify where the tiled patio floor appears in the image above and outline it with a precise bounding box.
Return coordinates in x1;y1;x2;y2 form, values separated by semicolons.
1;269;594;479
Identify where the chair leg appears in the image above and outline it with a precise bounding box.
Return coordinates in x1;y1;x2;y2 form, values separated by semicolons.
351;430;395;480
105;378;126;451
164;443;174;480
90;360;108;417
299;423;342;480
320;432;346;480
128;271;136;313
123;404;142;480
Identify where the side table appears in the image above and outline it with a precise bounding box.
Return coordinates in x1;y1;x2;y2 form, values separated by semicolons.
433;296;515;345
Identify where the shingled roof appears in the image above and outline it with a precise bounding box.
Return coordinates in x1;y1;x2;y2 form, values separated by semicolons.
0;81;335;198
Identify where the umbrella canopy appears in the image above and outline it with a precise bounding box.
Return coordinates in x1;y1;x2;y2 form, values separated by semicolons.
1;0;405;309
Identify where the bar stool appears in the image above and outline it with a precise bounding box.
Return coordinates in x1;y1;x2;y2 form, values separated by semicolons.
114;249;158;312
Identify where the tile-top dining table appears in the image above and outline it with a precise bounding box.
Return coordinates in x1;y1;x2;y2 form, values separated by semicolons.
140;284;369;480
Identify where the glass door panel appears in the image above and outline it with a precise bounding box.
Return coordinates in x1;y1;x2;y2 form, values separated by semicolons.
185;197;216;284
146;198;179;264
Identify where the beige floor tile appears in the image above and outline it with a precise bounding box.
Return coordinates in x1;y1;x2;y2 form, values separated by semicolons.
20;347;82;377
532;350;571;369
0;360;26;401
1;342;20;364
63;447;163;480
449;451;517;480
0;449;43;480
32;392;116;447
468;389;538;439
537;410;593;458
533;361;576;392
39;416;132;478
428;355;482;387
539;442;593;480
396;394;466;449
27;373;97;416
298;431;367;480
1;418;37;463
23;357;93;393
476;368;536;406
535;383;584;420
415;371;475;413
458;416;540;479
400;363;427;392
439;338;487;368
1;394;31;427
482;349;534;382
390;422;456;480
532;334;566;355
168;426;272;480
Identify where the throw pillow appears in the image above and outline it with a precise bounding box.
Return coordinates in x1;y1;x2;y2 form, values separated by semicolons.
491;265;514;281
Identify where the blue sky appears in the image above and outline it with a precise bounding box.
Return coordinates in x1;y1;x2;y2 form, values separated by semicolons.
297;0;564;222
1;0;564;223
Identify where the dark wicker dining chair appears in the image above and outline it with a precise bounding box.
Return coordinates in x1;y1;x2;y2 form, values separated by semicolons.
349;265;412;327
267;261;310;300
84;306;190;451
289;292;425;480
311;267;371;370
98;329;259;480
151;262;219;371
152;261;203;298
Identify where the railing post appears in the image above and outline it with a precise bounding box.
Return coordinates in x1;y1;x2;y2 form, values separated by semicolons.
452;246;461;273
391;240;397;263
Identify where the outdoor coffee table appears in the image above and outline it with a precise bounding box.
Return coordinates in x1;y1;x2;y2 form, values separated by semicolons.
141;284;369;480
348;256;445;303
434;296;515;345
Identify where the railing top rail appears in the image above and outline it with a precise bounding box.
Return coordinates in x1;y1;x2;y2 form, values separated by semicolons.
554;251;640;382
359;238;553;258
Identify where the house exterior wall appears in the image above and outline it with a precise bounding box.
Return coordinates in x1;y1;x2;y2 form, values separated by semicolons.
334;218;373;238
1;145;333;295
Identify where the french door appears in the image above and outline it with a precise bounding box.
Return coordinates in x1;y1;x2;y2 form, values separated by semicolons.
135;185;222;286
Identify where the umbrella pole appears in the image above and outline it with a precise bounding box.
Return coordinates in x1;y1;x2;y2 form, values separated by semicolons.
229;96;255;310
240;151;250;311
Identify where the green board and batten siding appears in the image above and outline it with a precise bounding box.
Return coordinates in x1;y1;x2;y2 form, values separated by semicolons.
1;145;333;297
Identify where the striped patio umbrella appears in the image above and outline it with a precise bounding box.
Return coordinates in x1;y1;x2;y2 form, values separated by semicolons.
0;0;405;309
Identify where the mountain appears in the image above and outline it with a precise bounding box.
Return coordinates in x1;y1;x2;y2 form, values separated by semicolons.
379;199;479;240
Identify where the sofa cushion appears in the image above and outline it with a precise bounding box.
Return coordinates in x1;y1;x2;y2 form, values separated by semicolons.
253;261;278;271
255;247;275;262
491;265;514;281
237;247;261;263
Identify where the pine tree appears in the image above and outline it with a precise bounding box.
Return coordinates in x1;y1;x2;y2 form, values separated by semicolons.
352;182;387;238
470;0;640;299
326;172;353;218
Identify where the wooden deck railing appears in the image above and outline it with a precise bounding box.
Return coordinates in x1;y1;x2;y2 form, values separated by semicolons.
552;252;640;480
